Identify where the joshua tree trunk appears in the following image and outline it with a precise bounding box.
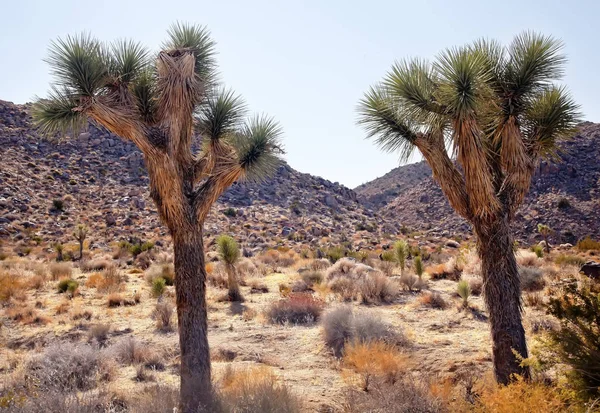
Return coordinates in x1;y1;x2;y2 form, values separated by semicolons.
78;241;84;261
227;264;241;301
475;216;530;384
173;225;212;411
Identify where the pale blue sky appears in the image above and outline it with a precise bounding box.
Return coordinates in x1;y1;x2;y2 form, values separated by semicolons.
1;0;598;188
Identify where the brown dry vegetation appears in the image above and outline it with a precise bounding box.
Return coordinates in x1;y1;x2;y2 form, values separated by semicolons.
0;245;596;412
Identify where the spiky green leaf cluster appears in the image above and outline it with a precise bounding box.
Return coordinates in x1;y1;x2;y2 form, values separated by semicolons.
358;31;580;163
216;235;240;265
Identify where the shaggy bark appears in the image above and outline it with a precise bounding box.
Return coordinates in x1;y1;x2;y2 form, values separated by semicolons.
475;217;530;384
173;226;213;411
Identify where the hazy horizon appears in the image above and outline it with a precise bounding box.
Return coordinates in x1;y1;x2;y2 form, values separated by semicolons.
1;0;599;188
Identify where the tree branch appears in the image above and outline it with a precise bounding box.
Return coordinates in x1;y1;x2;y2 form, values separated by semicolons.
156;50;199;166
415;132;472;221
85;96;155;155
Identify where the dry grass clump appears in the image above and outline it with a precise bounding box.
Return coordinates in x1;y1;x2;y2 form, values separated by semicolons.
555;254;586;267
427;257;463;281
519;267;546;292
419;291;449;309
6;305;51;325
577;236;600;252
343;341;409;388
247;278;269;293
109;337;162;368
266;292;324;324
326;258;399;304
80;258;113;272
374;260;395;277
87;323;110;345
236;258;258;277
106;292;138;307
257;249;298;272
308;258;331;271
25;342;113;392
466;276;483;296
0;390;125;413
86;266;124;293
153;300;175;332
517;250;542;267
207;262;228;288
469;376;566;413
322;306;408;357
49;262;72;280
220;365;302;413
399;273;426;291
0;270;25;302
343;375;445;413
300;271;324;286
145;262;175;286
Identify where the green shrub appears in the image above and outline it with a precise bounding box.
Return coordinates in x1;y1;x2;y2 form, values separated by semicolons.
380;251;395;262
52;199;65;211
557;197;571;209
531;244;544;258
543;282;600;398
57;279;79;294
223;207;237;218
326;246;346;263
152;277;166;297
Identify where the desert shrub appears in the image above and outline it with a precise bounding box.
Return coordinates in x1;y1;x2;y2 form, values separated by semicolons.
88;323;110;345
343;375;444;413
519;267;545;292
325;246;346;263
152;277;166;298
343;341;408;388
322;306;407;357
517;250;541;267
80;258;112;272
326;258;399;304
247;278;269;293
301;271;324;286
220;366;302;413
531;244;544;258
528;317;557;334
0;390;125;413
27;274;46;290
375;260;395;276
577;236;600;252
0;271;25;302
427;257;463;281
223;207;237;217
51;198;64;211
457;279;471;308
266;293;324;324
471;376;565;413
49;262;72;280
25;342;108;391
308;258;330;271
153;301;174;332
524;292;545;309
554;254;586;267
419;292;448;309
145;263;175;286
258;249;297;271
236;258;257;277
467;276;483;296
109;337;159;367
542;282;600;398
57;278;78;294
106;292;138;307
356;272;399;304
6;305;51;325
399;273;426;291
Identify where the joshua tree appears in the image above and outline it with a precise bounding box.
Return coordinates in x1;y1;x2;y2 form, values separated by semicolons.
537;223;553;253
358;32;579;383
73;224;88;260
393;239;408;274
216;235;242;301
33;23;284;411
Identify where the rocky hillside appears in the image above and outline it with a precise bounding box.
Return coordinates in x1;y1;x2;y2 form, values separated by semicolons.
356;122;600;244
0;100;382;253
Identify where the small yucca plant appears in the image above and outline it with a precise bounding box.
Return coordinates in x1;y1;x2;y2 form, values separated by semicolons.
457;279;471;309
414;256;424;279
394;240;408;274
217;235;242;301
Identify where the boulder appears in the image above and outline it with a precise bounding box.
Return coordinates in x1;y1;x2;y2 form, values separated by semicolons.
581;261;600;279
